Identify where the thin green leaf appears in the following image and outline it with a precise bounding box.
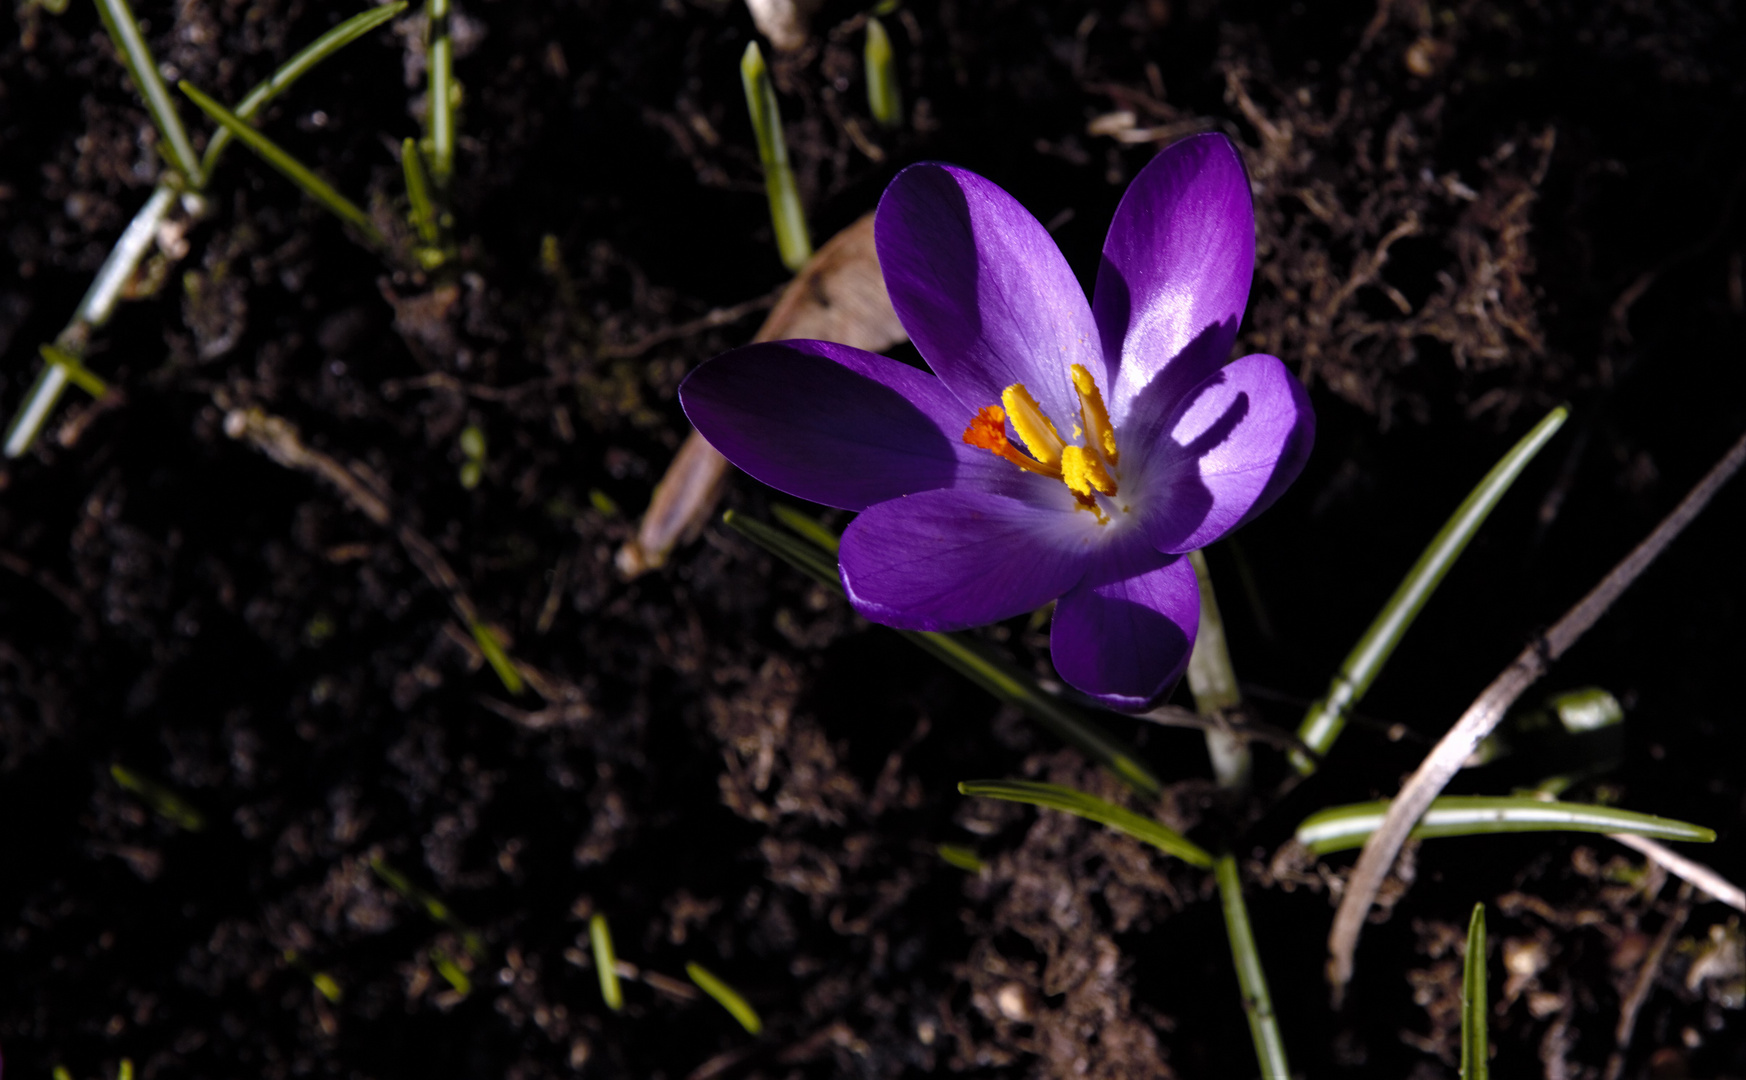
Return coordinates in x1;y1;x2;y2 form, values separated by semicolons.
178;81;383;246
958;779;1213;867
770;502;840;554
1215;854;1291;1080
468;620;525;695
589;914;624;1011
39;344;107;397
723;510;1164;797
1295;795;1716;855
200;4;408;177
686;962;762;1035
93;0;204;186
401;137;442;247
369;857;487;958
740;41;811;271
425;0;455;185
1462;902;1488;1080
936;843;986;873
431;946;472;995
864;16;902;128
110;763;205;831
1293;406;1569;773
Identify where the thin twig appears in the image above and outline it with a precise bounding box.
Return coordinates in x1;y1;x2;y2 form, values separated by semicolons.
1610;833;1746;913
1603;883;1692;1080
594;289;782;360
219;400;582;709
1327;428;1746;1001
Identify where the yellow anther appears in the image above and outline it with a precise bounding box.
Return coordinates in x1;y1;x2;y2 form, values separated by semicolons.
1000;383;1065;467
1070;363;1119;466
1061;445;1116;500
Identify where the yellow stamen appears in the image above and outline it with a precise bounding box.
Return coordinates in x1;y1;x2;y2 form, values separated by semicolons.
1000;383;1065;467
963;370;1124;526
1070;363;1119;466
1061;445;1116;499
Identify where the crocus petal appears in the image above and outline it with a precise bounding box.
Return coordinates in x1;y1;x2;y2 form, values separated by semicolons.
1126;352;1315;554
1093;133;1256;422
1050;545;1198;710
839;487;1096;631
680;339;1015;510
876;163;1101;424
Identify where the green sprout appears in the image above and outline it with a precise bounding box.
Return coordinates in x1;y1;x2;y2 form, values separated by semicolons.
1462;903;1489;1080
864;16;902;127
468;620;525;696
110;763;205;831
740;41;812;271
935;843;986;873
459;424;486;489
686;962;762;1035
589;914;624;1011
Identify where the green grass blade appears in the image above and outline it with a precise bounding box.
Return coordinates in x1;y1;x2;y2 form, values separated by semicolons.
425;0;455;185
179;81;383;246
110;763;205;831
401;137;442;247
1295;795;1716;855
770;502;841;554
200;4;408;177
686;962;762;1035
1215;854;1291;1080
1462;902;1488;1080
1292;406;1569;773
864;16;901;128
740;41;811;271
589;914;624;1011
368;856;487;958
913;631;1163;797
958;778;1213;866
722;510;1164;797
38;344;107;397
468;620;524;695
935;843;986;873
93;0;204;186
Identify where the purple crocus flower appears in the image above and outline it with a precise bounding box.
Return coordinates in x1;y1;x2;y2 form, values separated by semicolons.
681;133;1313;709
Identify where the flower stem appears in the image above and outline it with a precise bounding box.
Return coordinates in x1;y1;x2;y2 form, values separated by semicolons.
1215;854;1290;1080
1186;550;1249;791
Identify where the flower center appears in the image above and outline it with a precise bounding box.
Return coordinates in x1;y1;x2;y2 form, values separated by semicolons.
963;363;1121;520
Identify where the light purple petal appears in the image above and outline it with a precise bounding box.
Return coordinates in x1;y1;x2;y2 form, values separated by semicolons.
1051;546;1198;710
681;339;1024;510
1093;133;1256;421
1127;352;1315;554
839;487;1098;631
876;163;1100;424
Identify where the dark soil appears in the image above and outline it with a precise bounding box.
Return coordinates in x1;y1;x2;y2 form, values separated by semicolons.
2;0;1744;1077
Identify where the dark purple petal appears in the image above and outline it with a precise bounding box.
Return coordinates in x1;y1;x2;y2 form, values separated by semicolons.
1050;545;1198;710
1127;352;1314;554
876;163;1100;424
681;339;1020;510
1092;133;1256;421
839;487;1097;631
